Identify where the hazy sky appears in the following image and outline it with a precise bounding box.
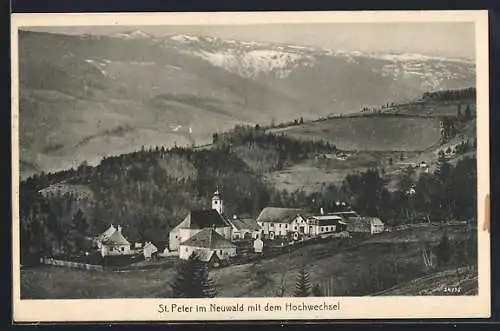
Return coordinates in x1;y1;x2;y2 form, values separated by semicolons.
28;22;475;59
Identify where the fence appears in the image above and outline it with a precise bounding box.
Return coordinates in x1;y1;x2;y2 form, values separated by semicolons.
39;257;104;271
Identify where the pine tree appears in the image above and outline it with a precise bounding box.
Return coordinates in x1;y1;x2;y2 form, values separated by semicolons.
312;283;323;297
170;252;217;298
436;233;452;267
294;265;312;297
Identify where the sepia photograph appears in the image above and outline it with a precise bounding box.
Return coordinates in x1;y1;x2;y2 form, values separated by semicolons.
11;10;490;322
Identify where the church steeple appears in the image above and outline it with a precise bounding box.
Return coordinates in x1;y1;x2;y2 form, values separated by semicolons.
211;189;224;215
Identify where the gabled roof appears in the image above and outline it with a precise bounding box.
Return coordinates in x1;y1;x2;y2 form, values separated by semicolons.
311;215;344;226
102;230;130;246
180;209;231;229
97;224;117;241
180;228;236;249
256;207;304;224
228;216;261;231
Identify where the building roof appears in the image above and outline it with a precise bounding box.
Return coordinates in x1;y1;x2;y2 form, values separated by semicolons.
102;229;130;246
97;224;117;242
180;228;236;249
256;207;303;224
311;215;344;226
181;209;231;229
229;216;261;231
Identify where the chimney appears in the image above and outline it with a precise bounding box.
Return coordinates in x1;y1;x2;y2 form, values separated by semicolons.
117;225;122;232
320;207;324;215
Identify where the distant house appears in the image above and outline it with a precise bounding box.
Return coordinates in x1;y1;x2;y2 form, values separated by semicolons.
347;217;385;235
143;242;158;260
178;228;237;265
227;215;262;240
256;207;309;240
96;225;132;256
169;191;232;251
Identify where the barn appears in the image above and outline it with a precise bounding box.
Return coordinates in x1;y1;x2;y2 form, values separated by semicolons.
347;217;385;235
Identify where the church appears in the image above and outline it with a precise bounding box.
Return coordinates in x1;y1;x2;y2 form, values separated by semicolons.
168;191;233;252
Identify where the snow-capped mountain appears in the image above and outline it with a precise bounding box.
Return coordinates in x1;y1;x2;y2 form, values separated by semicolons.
18;30;475;177
159;33;474;87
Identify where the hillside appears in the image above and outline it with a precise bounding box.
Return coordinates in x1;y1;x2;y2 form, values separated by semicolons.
18;30;475;178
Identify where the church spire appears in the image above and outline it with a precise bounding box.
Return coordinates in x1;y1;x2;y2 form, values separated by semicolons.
211;188;224;215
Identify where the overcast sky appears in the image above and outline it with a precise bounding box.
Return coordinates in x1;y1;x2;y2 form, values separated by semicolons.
27;22;475;59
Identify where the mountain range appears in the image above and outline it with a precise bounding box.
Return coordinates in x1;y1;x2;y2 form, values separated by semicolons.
17;29;475;178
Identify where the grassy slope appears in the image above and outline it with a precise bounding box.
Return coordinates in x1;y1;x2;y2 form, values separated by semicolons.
21;224;476;299
270;116;441;152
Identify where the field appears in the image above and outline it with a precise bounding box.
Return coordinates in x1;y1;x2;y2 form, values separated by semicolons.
270;115;442;152
21;224;476;299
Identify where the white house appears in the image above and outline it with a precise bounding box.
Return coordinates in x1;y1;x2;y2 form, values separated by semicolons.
178;228;237;264
256;207;309;240
169;191;233;251
227;215;262;240
96;225;132;256
143;241;158;260
347;217;385;235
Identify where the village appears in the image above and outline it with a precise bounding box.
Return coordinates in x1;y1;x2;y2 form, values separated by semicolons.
40;190;386;271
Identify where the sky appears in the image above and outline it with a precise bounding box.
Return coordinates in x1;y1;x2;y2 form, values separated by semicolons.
27;22;475;59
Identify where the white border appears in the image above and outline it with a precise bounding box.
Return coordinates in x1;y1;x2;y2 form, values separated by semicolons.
11;10;490;322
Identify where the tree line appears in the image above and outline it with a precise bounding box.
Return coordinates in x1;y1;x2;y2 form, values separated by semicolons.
423;87;476;102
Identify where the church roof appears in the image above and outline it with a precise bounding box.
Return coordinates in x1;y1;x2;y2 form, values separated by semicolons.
180;228;236;249
185;209;231;229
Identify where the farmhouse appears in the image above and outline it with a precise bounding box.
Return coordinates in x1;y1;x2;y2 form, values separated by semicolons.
95;225;133;256
256;207;309;240
227;215;262;240
169;191;232;251
347;217;385;235
179;228;237;265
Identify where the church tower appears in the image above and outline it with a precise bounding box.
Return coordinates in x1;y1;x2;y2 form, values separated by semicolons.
211;190;224;215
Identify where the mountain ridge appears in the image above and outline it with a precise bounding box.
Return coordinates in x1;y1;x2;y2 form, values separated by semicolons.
18;30;475;178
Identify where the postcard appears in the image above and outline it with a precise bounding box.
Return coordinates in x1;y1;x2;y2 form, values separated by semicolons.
11;10;490;322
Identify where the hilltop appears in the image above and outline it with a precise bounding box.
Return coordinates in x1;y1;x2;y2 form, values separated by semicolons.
18;30;475;178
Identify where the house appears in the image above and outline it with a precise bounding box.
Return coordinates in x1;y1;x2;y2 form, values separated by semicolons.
178;228;237;264
143;242;158;261
347;217;385;235
227;215;262;240
96;225;133;256
169;191;232;251
307;215;346;236
256;207;309;240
